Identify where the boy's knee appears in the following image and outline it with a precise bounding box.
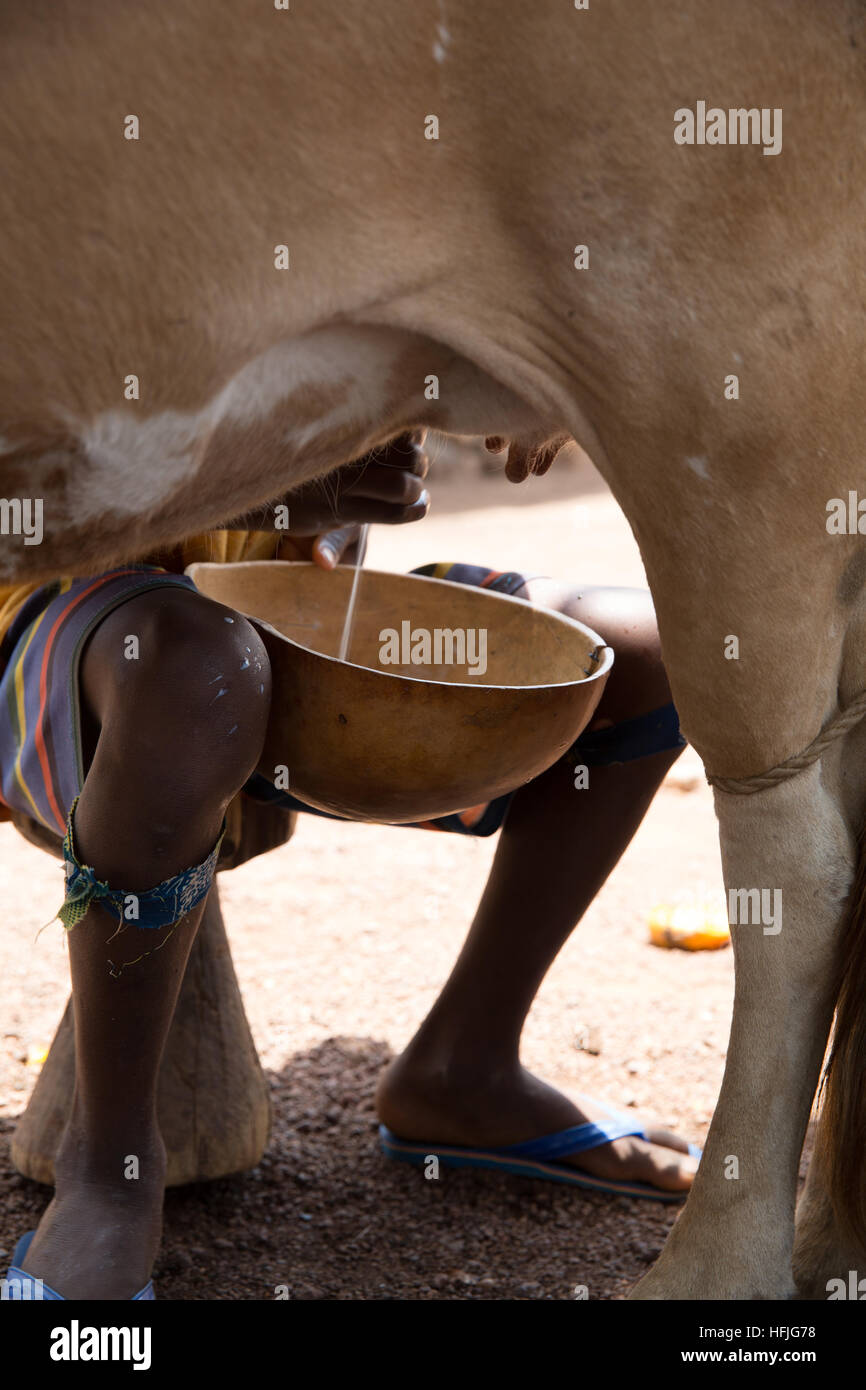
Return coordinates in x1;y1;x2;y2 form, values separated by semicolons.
83;588;272;789
545;585;671;721
601;624;672;724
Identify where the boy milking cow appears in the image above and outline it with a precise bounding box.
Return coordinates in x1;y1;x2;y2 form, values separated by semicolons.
0;435;694;1299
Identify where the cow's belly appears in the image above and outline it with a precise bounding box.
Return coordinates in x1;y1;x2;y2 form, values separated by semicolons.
0;320;553;582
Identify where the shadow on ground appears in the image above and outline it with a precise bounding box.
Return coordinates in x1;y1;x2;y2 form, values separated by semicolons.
2;1037;683;1301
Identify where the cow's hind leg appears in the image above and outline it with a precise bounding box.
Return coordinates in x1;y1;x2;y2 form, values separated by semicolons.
632;766;853;1298
793;1117;865;1299
792;720;866;1298
601;450;866;1299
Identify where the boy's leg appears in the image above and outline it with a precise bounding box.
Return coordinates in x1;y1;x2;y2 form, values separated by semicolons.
18;586;270;1299
378;582;698;1193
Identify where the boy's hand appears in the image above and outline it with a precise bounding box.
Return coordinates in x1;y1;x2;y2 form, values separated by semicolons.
223;432;430;567
288;432;430;538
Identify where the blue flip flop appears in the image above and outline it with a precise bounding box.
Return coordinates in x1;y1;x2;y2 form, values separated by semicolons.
3;1232;155;1300
379;1105;702;1202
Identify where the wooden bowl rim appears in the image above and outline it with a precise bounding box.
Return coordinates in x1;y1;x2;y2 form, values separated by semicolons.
186;560;615;693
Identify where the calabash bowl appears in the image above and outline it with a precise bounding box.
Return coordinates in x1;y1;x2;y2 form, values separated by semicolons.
186;561;613;823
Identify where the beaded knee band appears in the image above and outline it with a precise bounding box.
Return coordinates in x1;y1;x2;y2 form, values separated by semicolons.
58;796;225;931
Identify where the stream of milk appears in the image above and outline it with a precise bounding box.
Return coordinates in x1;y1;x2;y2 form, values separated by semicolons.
336;523;370;663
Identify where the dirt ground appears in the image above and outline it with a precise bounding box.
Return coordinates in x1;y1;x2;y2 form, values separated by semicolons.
0;447;744;1300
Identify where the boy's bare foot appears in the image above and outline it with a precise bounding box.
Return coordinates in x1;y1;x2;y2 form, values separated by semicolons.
376;1051;699;1194
16;1125;165;1299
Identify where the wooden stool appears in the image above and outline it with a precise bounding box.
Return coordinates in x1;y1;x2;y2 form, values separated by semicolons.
12;889;271;1187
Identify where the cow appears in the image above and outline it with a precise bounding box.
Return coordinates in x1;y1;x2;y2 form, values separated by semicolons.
2;0;866;1300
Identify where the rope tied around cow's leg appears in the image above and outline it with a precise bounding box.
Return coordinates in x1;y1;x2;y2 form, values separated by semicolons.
706;687;866;795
